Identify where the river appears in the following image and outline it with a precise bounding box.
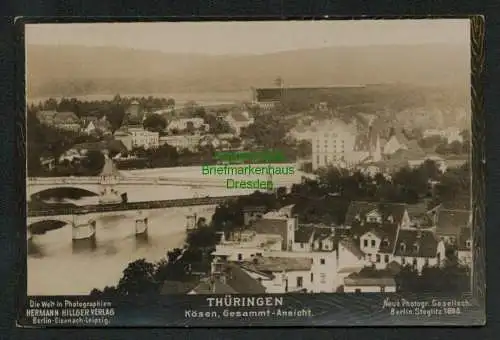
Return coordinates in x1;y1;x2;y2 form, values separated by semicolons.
27;205;216;296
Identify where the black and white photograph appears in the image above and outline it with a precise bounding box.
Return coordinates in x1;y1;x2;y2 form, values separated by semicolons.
22;18;483;326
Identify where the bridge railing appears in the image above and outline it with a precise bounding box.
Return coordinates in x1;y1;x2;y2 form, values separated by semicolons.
27;195;243;217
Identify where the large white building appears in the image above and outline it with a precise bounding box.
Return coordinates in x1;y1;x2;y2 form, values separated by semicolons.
311;119;382;170
128;127;160;149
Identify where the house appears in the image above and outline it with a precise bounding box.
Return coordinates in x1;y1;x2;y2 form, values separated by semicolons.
456;227;472;267
188;260;266;294
159;134;201;152
250;217;297;251
393;230;446;272
359;223;399;268
126;100;142;119
423;127;463;144
344;201;411;236
292;225;335;253
287;125;317;142
127;127;159;149
243;206;267;226
435;209;471;245
343;269;397;293
224;111;254;136
37;110;81;131
114;130;133;151
240;256;312;293
39;156;56;171
167;118;206;133
83;116;112;136
59;140;128;163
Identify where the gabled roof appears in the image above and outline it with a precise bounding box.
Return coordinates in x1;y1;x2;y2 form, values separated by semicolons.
344;201;407;227
53;111;79;124
190;278;237;294
363;224;399;254
339;237;365;260
436;209;471;237
224;263;267;293
229;112;252;122
393;230;440;258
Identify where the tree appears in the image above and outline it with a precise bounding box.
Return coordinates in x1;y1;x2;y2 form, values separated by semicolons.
82;150;105;174
116;259;159;295
166;98;175;107
107;104;126;133
296;140;312;159
241;114;288;148
143;114;167;132
186;121;195;134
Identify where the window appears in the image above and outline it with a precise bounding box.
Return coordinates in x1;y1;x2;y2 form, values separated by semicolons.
296;276;303;288
400;243;406;252
320;273;326;284
371;240;376;248
466;240;472;249
354;288;362;293
402;257;406;265
316;156;320;164
363;239;368;247
413;243;420;253
310;273;314;282
324;155;328;164
367;253;372;261
300;243;304;249
424;258;429;266
237;254;243;261
320;259;326;265
376;254;381;263
380;286;385;293
384;255;389;263
412;258;417;267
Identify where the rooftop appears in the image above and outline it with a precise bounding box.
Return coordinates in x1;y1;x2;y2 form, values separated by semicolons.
241;256;313;273
344;267;396;287
394;230;440;258
436;209;471;236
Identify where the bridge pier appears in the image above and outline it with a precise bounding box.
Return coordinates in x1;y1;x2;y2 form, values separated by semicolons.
72;217;97;252
134;211;149;243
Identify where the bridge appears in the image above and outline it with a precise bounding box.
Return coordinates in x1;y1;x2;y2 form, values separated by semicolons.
27;159;309;203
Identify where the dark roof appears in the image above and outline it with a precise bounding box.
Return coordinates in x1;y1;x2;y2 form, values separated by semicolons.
363;224;399;254
344;267;396;287
243;206;267;213
312;226;334;241
241;257;313;273
436;209;471;237
294;227;315;243
339;237;365;260
457;228;472;251
394;230;440;258
344;201;407;228
224;263;267;294
160;280;199;295
254;86;366;103
190;278;237;294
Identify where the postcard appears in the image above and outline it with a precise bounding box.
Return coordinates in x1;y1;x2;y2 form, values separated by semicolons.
18;17;485;327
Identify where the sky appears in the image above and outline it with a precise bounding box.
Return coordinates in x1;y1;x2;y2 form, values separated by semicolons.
25;19;470;56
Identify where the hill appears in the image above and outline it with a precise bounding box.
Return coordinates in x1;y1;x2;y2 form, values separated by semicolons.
26;43;470;98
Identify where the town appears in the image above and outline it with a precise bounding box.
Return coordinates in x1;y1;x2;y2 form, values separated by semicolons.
23;84;471;296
